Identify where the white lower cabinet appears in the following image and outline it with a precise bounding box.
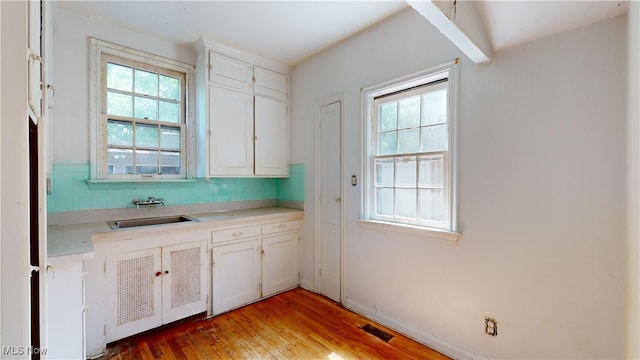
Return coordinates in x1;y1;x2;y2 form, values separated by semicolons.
46;259;87;360
105;240;207;342
211;238;261;315
262;232;300;297
210;218;301;315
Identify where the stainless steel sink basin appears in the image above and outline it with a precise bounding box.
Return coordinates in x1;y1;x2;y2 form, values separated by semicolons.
108;215;197;230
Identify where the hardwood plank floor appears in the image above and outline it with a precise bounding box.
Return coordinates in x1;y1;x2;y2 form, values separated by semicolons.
104;288;450;360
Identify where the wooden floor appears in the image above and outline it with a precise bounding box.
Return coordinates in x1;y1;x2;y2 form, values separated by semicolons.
104;288;450;360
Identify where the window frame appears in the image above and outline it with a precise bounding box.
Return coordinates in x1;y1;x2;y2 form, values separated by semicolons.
361;62;460;241
89;38;195;181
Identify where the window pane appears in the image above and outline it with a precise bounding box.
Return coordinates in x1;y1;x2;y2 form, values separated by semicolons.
375;158;394;186
106;63;132;92
107;148;133;175
159;75;180;100
160;126;181;150
395;188;416;219
419;189;444;222
378;132;397;155
419;155;444;187
422;89;447;126
420;124;447;152
134;69;158;97
398;96;420;129
106;91;132;117
159;101;180;123
107;120;133;146
135;123;159;148
160;151;181;174
398;128;420;154
395;157;416;187
135;150;158;174
134;96;158;120
379;102;397;132
375;188;393;216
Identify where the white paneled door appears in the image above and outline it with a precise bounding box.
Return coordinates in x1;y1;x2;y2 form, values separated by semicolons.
317;99;342;302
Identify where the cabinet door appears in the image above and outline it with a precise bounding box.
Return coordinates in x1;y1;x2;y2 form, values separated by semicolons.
106;248;163;342
254;96;289;176
46;261;85;359
211;239;261;315
28;0;42;121
254;66;288;101
209;86;254;176
162;241;207;324
262;233;299;297
209;51;253;93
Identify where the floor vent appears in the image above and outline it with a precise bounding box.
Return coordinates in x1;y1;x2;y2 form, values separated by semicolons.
359;323;394;342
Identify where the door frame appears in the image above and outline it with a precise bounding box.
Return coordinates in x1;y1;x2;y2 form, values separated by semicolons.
314;94;346;303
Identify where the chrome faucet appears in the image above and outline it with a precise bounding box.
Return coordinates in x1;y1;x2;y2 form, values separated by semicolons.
133;197;165;209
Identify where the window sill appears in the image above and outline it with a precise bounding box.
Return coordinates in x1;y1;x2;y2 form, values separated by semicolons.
357;219;460;243
85;178;197;190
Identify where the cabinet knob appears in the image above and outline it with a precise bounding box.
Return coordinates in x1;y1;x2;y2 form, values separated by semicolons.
165;270;170;275
155;271;162;277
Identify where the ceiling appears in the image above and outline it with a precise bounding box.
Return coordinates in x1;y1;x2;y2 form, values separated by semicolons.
57;1;630;66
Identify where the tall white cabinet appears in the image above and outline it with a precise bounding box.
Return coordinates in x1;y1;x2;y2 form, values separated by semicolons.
195;38;290;178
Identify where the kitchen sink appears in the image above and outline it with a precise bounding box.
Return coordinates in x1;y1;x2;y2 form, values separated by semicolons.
107;215;197;230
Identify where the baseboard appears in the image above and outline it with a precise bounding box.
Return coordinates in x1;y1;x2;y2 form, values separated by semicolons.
343;298;482;360
300;279;316;292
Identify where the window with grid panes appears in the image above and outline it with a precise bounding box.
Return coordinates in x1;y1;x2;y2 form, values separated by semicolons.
368;70;454;231
101;54;186;179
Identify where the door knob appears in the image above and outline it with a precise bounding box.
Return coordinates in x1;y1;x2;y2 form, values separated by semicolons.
335;197;342;203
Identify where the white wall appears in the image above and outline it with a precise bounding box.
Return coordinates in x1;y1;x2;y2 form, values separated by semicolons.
1;0;32;356
51;9;195;164
626;2;640;358
292;8;627;358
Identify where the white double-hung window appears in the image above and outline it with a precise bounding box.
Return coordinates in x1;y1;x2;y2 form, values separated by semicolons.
363;63;458;239
90;38;193;180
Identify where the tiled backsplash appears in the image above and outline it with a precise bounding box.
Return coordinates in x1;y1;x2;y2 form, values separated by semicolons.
47;163;305;213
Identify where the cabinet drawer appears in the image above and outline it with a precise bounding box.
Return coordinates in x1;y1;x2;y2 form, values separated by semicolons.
262;220;300;235
211;225;260;244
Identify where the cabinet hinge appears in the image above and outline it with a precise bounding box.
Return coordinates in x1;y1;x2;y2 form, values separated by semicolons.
261;249;265;256
104;262;106;273
212;260;215;268
257;283;261;291
319;268;322;277
104;325;107;336
253;135;257;142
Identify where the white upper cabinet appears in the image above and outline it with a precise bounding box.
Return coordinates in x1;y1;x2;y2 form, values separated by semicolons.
209;51;253;93
195;38;290;178
255;96;289;176
208;86;254;176
254;66;288;101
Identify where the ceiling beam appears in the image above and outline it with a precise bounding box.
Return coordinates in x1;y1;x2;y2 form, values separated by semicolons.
406;0;493;64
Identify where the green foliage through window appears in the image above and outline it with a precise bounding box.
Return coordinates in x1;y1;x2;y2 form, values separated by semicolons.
103;55;186;177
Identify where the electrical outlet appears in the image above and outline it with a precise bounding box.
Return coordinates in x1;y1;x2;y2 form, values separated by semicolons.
485;317;498;336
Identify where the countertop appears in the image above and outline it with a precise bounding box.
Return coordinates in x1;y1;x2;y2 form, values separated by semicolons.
47;207;303;263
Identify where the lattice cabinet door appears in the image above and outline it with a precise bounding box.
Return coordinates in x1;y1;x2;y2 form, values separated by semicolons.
105;248;163;342
161;240;208;323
